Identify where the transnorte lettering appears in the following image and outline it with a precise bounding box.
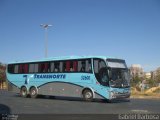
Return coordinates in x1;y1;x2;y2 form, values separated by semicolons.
34;74;66;79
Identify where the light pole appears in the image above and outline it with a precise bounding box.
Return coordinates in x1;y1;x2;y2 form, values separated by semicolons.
40;24;52;58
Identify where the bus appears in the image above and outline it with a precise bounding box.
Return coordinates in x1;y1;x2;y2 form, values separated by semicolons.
6;56;130;102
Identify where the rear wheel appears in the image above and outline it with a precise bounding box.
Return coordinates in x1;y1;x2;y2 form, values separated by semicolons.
30;87;38;98
20;87;27;98
83;89;93;102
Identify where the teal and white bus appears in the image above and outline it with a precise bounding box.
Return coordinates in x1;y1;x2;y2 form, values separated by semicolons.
6;56;130;102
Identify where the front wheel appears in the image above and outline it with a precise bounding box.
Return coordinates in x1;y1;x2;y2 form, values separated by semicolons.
83;89;93;102
20;87;28;98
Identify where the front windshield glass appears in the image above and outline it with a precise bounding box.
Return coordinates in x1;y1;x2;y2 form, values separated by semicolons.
107;59;130;88
93;58;130;87
109;68;130;88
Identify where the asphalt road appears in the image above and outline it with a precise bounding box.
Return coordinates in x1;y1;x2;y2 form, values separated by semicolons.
0;90;160;114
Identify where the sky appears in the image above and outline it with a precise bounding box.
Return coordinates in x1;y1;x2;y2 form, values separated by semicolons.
0;0;160;72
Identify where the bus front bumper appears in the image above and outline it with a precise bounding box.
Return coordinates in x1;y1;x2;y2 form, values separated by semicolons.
109;91;130;100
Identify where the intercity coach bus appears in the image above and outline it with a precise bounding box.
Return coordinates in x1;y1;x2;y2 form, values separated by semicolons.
6;56;130;102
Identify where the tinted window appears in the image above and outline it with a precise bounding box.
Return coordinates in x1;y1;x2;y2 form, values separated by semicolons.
8;59;92;74
94;59;109;86
73;61;78;72
94;60;99;73
39;63;45;73
94;59;106;73
85;59;92;72
29;64;34;73
24;64;28;73
14;65;19;73
78;59;92;73
19;64;28;73
60;62;63;72
8;64;14;73
50;62;55;72
99;60;106;70
63;61;78;72
50;61;61;72
28;63;39;73
34;64;39;73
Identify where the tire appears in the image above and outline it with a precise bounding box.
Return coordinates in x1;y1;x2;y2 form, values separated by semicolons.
30;87;38;98
83;89;93;102
105;99;112;103
20;87;28;98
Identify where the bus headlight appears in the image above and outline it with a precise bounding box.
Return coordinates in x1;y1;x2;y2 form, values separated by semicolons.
110;91;116;99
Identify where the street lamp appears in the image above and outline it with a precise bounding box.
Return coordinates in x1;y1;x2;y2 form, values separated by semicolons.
40;24;52;58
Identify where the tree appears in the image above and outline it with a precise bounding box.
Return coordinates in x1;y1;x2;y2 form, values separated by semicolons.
155;68;160;85
131;75;142;87
0;63;6;89
148;79;156;87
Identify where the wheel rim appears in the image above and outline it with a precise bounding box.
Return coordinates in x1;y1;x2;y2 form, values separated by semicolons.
85;91;92;99
22;91;26;96
31;89;36;96
21;89;26;96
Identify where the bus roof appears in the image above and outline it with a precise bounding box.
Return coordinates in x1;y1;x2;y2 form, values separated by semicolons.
8;56;123;64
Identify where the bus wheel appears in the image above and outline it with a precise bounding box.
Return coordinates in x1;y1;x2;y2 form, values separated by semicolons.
20;87;27;98
30;87;38;98
83;89;93;102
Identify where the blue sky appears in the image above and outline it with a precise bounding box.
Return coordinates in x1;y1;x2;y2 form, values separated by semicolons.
0;0;160;72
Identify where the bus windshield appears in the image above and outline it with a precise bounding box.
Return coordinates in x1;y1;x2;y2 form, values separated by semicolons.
93;58;130;87
107;59;130;88
108;68;130;88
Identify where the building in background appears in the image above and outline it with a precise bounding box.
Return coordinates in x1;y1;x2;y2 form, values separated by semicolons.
155;67;160;86
145;72;151;79
130;64;144;79
151;67;160;80
151;71;157;80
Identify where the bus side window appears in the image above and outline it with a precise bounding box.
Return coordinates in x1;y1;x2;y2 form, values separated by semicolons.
73;61;78;72
8;64;14;73
99;60;106;70
14;65;19;73
46;63;50;72
66;61;70;72
62;61;77;72
70;61;73;72
78;60;86;72
24;64;28;73
59;62;63;72
54;62;60;72
38;63;50;73
94;60;99;74
34;64;39;73
29;64;34;73
81;61;86;72
93;59;100;82
78;61;82;72
19;64;23;73
39;63;45;73
65;61;75;72
85;59;92;72
50;62;55;72
94;59;107;84
62;61;66;72
18;64;28;74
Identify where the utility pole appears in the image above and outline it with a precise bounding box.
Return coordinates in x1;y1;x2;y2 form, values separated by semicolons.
40;24;52;58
